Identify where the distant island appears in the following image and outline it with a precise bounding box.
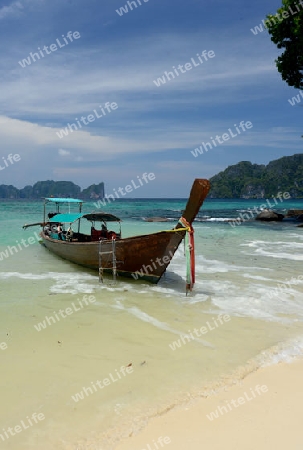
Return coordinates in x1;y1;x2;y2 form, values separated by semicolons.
209;154;303;198
0;180;104;200
1;154;303;199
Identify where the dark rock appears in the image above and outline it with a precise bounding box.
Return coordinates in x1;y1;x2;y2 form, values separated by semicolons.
144;217;169;222
255;210;284;221
286;210;303;221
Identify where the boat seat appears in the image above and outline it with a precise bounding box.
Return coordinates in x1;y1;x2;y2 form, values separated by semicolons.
50;232;66;241
91;227;103;241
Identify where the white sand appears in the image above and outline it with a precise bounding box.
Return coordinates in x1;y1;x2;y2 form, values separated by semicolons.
115;359;303;450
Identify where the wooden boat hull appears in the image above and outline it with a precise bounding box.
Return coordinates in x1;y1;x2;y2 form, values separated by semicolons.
41;229;185;283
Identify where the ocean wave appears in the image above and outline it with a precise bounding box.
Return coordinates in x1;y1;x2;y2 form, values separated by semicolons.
196;217;242;222
161;253;303;323
259;335;303;365
190;336;303;400
242;274;274;281
111;301;213;348
0;271;96;294
241;240;303;260
0;271;96;280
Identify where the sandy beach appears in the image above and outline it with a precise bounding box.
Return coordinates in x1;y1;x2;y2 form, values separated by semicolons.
115;358;303;450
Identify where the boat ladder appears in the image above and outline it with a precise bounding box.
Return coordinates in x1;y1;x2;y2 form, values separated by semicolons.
98;239;117;284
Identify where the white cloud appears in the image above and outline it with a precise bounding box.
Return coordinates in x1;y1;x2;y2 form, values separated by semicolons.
1;32;280;119
0;116;301;164
0;1;23;19
0;0;47;20
58;148;71;156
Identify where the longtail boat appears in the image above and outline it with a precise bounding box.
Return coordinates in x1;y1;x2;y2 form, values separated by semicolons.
23;179;210;292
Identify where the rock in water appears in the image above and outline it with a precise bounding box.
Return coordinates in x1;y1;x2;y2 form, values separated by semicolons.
255;209;284;221
286;209;303;217
144;217;169;222
286;210;303;222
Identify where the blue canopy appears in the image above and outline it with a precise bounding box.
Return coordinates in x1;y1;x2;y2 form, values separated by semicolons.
45;198;83;203
49;213;83;223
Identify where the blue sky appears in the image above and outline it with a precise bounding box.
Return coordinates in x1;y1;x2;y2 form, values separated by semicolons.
0;0;302;197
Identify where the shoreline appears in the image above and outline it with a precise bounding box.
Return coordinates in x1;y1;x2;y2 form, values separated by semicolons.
115;357;303;450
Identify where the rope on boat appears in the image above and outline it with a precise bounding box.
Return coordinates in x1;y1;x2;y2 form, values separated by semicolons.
178;217;195;295
159;227;189;233
157;220;195;294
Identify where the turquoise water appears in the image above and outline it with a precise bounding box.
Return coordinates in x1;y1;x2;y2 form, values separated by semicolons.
1;199;303;450
2;197;303;244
